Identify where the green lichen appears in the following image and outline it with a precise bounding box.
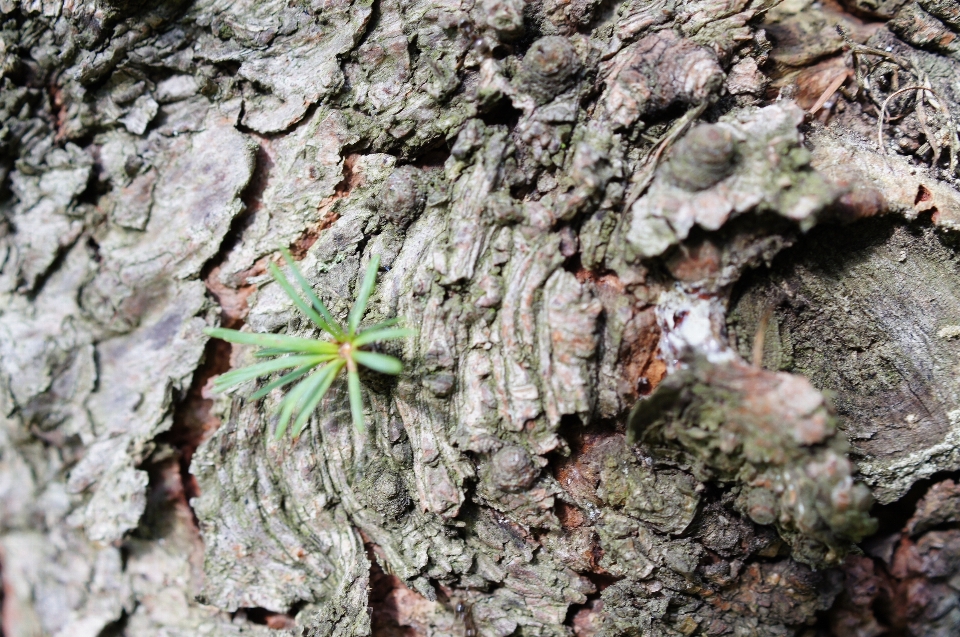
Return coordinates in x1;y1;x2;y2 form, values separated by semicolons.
628;356;877;566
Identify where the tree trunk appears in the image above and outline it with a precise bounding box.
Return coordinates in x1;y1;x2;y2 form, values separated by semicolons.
2;0;960;635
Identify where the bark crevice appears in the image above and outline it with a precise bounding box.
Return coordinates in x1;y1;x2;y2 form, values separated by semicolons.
3;0;960;635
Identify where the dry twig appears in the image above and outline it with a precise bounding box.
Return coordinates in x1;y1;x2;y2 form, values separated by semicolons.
837;26;959;173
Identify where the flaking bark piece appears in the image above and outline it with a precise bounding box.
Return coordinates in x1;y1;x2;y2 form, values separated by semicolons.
889;2;960;56
217;110;367;286
4;143;90;292
621;102;839;260
190;0;373;133
907;479;960;536
600;30;724;131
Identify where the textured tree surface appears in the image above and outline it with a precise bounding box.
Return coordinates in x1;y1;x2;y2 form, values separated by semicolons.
3;0;960;635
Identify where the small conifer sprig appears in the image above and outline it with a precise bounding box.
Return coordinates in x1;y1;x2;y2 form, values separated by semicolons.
204;250;412;437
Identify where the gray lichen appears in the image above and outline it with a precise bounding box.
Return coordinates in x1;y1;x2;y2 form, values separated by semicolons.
2;0;960;635
616;102;838;262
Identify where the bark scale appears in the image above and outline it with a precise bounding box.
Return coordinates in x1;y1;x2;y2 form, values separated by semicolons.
1;0;960;635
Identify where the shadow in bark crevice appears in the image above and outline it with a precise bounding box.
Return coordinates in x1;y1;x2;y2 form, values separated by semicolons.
233;604;301;631
871;469;960;538
730;214;960;636
368;544;420;637
727;213;960;503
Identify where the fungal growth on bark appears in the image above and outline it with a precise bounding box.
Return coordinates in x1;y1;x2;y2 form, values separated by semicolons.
3;0;960;635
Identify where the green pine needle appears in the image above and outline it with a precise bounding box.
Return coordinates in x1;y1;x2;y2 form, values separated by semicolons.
204;251;412;438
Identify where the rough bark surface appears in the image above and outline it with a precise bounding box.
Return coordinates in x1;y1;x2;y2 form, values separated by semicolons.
2;0;960;635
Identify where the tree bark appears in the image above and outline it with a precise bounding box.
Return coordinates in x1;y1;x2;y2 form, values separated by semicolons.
2;0;960;635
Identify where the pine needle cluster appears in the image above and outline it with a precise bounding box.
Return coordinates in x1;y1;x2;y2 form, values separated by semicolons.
204;250;412;437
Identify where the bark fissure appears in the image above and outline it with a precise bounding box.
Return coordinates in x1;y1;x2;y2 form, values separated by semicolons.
3;0;960;635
